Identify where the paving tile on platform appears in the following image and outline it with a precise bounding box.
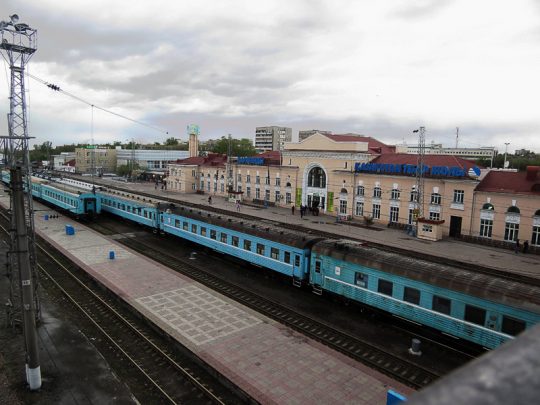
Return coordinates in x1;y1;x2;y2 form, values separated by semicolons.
136;285;261;346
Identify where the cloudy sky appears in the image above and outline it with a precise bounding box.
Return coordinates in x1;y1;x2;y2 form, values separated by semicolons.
1;0;540;153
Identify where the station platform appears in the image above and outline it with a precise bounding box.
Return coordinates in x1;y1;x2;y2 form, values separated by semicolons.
98;178;540;277
0;192;414;404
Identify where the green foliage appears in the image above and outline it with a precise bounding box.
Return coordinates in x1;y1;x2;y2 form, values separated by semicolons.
210;136;256;157
476;152;540;171
116;164;130;177
164;137;179;146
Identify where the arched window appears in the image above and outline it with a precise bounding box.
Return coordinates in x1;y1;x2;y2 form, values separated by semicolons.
482;203;494;210
356;185;364;196
507;206;520;214
535;209;540;216
286;182;291;187
340;188;348;194
308;167;326;188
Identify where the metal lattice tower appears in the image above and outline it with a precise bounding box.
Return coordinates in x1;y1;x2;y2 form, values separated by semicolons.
414;126;426;219
1;14;41;390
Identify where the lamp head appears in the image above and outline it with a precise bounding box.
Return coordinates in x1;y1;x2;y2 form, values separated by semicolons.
9;14;19;24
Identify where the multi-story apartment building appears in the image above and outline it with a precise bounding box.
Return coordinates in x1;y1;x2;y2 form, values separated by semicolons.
75;147;117;174
255;126;292;152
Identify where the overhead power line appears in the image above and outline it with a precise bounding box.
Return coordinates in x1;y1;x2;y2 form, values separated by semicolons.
26;72;170;135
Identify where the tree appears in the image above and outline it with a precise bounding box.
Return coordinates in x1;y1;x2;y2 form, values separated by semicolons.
164;137;179;146
211;136;256;157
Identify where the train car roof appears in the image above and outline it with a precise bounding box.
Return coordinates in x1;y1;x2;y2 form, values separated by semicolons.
162;204;323;249
313;239;540;314
34;178;95;197
98;189;166;208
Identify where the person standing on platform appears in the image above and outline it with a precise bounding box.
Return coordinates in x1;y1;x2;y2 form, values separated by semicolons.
236;201;241;212
514;239;520;254
291;205;295;215
208;196;212;205
523;240;529;254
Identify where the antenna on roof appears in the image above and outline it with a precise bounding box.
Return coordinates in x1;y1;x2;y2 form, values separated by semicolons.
455;127;459;148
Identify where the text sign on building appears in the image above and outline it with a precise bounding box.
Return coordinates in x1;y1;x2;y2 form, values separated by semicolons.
354;162;481;178
238;157;264;165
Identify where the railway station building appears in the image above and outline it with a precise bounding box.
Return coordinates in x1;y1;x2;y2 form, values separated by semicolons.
165;132;540;245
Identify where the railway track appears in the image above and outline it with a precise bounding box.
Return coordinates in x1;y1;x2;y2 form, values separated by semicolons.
0;212;248;405
90;220;442;390
87;179;540;287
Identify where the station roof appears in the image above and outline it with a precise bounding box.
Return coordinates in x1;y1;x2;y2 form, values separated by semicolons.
323;133;396;155
476;166;540;195
371;153;478;168
173;153;227;167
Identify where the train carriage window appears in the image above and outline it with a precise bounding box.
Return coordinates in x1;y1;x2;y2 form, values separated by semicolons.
403;287;420;305
244;240;252;251
464;305;486;326
232;236;239;247
256;243;265;255
377;279;393;296
284;252;291;264
501;316;526;336
355;273;368;288
183;222;188;231
220;233;227;243
294;255;300;267
210;229;217;239
315;261;321;273
432;295;452;315
175;219;181;228
270;247;279;259
191;224;197;233
201;227;207;236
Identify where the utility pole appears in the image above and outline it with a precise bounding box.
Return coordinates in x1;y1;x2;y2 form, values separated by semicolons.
455;127;459;149
504;142;510;169
0;14;41;390
413;126;426;221
226;134;233;195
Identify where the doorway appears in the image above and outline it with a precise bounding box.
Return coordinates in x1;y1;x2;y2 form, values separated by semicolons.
449;216;462;237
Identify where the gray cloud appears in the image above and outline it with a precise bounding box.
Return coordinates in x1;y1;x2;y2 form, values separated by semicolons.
1;1;539;153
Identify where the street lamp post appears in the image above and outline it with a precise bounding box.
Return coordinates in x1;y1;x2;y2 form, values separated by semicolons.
503;142;510;169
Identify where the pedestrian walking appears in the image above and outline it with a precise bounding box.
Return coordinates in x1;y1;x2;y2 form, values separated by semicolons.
300;205;304;218
208;196;212;205
236;201;241;212
514;239;520;254
155;182;158;190
291;205;295;215
523;240;529;254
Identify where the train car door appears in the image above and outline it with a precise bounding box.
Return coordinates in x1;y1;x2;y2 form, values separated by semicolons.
84;198;96;215
310;257;323;295
292;254;303;287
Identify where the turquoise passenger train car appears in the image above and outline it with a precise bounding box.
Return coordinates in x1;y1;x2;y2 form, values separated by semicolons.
310;239;540;349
